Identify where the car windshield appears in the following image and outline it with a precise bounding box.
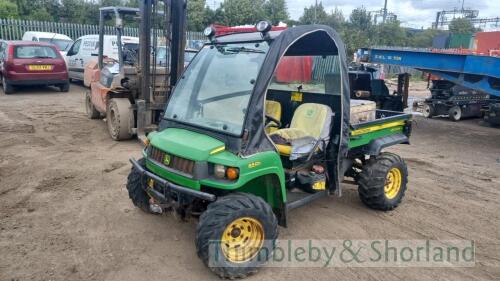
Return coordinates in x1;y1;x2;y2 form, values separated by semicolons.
39;38;73;51
164;42;269;135
14;46;58;59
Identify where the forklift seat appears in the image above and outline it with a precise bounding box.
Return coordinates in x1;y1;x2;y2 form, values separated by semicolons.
265;100;282;134
270;103;332;157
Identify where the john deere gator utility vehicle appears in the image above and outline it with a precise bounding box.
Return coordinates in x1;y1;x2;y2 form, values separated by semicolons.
126;22;412;278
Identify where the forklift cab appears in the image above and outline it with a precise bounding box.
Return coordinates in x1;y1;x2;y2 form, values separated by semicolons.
160;24;350;196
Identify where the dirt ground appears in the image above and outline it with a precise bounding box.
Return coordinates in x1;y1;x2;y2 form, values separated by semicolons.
1;83;499;281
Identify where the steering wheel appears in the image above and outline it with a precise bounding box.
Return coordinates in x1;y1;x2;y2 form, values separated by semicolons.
265;114;282;129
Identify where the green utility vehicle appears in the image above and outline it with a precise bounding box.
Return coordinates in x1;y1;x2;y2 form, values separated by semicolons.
126;23;412;278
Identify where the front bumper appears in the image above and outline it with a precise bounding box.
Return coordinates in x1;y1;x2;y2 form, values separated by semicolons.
129;158;217;203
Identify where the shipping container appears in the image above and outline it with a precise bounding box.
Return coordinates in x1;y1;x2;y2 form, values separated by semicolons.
447;33;473;49
432;33;449;49
475;31;500;55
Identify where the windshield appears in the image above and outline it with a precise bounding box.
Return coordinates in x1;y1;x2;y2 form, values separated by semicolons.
164;42;268;135
39;38;73;51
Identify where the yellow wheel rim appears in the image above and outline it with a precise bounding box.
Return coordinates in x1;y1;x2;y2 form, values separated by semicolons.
384;167;402;199
221;217;265;263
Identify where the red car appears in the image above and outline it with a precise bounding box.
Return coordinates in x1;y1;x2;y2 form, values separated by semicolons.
0;41;69;94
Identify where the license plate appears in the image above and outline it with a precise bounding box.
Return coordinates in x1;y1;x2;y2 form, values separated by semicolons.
28;65;52;71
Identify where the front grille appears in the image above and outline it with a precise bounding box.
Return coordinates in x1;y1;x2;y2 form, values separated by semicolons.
149;146;195;176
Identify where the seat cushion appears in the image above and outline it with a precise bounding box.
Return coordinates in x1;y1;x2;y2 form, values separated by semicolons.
270;103;332;158
289;103;331;139
265;100;282;134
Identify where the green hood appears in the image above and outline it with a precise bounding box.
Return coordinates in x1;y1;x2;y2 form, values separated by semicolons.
149;128;226;161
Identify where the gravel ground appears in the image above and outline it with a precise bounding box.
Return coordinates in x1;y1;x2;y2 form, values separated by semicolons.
0;83;499;280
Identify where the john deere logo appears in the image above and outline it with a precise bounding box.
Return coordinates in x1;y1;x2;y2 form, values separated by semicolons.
163;154;171;166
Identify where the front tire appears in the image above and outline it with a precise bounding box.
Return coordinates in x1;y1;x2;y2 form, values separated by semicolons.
107;98;133;140
126;158;152;213
196;193;278;279
448;106;462;122
358;152;408;211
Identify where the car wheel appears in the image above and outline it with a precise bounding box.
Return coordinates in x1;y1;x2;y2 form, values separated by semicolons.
59;82;70;92
448;106;462;122
2;76;14;95
422;103;435;118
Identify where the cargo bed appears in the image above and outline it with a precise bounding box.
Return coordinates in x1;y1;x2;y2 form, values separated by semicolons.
348;110;412;149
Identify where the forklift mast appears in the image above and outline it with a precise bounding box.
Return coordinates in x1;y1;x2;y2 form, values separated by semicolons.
139;0;186;102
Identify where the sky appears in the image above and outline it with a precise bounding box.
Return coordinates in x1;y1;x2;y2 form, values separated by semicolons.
207;0;500;30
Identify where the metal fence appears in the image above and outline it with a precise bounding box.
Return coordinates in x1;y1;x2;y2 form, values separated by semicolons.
0;18;204;41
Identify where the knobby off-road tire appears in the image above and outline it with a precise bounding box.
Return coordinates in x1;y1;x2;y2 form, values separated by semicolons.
85;91;101;119
107;98;133;140
125;158;152;213
358;152;408;211
196;193;278;279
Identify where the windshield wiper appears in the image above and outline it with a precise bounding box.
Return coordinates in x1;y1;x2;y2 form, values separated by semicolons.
33;56;53;58
225;47;265;54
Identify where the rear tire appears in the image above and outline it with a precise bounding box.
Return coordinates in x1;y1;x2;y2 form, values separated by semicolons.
126;158;152;213
358;152;408;211
448;106;462;122
59;82;70;92
422;103;435;118
107;98;133;140
85;91;101;119
2;76;14;95
196;193;278;279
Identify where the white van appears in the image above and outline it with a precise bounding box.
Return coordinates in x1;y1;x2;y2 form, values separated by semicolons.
64;35;139;82
22;31;74;55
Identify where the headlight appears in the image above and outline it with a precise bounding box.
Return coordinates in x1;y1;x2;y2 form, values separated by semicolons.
213;164;239;181
214;164;226;178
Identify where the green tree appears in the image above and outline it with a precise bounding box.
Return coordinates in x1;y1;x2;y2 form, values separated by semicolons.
408;29;442;48
263;0;289;25
223;0;264;26
0;0;19;19
325;7;344;30
349;7;372;31
187;0;206;31
374;21;407;46
30;8;53;21
299;2;328;25
449;17;475;34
